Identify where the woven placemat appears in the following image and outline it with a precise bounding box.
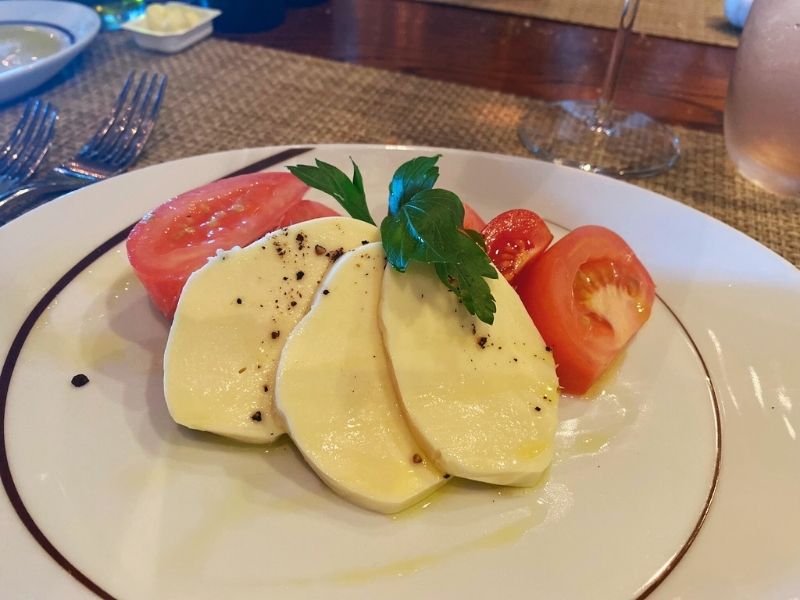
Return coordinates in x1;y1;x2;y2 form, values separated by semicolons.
0;33;796;266
415;0;740;47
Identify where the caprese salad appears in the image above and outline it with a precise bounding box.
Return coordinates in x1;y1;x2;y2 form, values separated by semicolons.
126;155;654;514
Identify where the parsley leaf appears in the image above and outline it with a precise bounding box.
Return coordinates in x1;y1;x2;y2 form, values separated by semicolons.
388;155;441;213
287;159;375;225
381;189;463;265
288;155;498;324
436;263;496;325
433;231;498;324
380;188;498;323
464;228;487;251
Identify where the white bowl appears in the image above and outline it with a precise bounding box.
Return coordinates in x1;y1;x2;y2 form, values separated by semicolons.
122;3;221;54
0;0;100;104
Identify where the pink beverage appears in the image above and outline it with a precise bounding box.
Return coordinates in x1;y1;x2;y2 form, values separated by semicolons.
724;0;800;196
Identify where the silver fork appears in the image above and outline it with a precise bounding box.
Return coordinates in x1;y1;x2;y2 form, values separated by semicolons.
0;99;59;198
0;72;167;223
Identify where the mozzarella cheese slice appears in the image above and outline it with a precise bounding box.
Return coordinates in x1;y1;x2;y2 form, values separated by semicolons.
275;243;445;513
164;217;380;443
380;262;559;486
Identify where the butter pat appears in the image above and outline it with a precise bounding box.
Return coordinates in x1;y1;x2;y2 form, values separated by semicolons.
146;3;202;33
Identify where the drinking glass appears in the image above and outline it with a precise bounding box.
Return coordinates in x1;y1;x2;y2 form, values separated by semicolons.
724;0;800;196
517;0;680;178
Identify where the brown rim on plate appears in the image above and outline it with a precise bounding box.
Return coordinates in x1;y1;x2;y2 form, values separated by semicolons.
634;298;721;599
0;148;721;599
0;147;312;599
541;217;723;597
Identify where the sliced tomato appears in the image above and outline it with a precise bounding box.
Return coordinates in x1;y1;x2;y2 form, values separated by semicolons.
515;225;655;394
127;172;307;317
482;209;553;283
462;201;487;232
276;199;340;227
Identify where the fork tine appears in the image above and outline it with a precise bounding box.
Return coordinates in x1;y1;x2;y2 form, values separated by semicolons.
78;72;136;157
5;110;53;182
0;100;40;173
104;73;158;162
112;74;167;169
51;71;166;183
86;72;150;159
3;102;50;181
11;104;58;182
106;73;162;165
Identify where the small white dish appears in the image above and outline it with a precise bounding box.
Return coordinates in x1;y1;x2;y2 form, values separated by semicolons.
122;3;221;54
0;0;100;104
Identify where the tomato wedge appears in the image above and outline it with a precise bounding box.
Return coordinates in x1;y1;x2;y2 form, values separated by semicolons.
515;225;655;394
462;201;487;232
482;209;553;283
127;172;308;317
276;199;340;227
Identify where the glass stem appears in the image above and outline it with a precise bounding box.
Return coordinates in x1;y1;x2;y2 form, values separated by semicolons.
595;0;641;129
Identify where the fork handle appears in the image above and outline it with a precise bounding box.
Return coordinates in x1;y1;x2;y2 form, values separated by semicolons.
0;179;85;227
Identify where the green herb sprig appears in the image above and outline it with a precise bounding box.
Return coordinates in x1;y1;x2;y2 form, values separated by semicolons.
287;155;497;324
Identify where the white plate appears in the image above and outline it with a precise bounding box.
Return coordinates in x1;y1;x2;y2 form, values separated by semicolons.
0;145;798;599
0;1;100;103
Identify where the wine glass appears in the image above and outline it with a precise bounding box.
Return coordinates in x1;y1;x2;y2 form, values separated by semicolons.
517;0;680;178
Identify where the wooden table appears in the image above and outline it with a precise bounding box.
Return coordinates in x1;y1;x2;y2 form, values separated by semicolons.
217;0;735;133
